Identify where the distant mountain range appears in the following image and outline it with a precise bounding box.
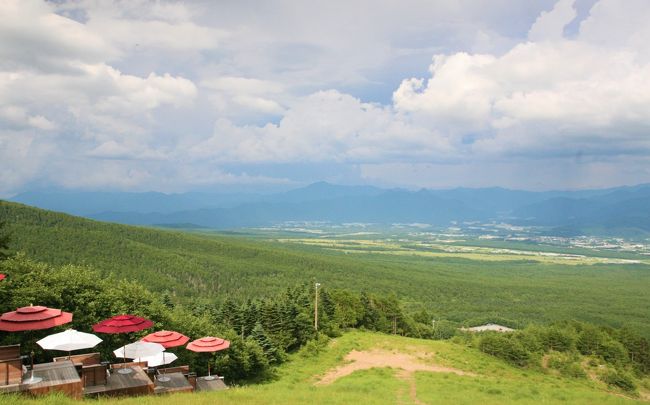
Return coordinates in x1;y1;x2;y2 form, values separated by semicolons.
8;182;650;237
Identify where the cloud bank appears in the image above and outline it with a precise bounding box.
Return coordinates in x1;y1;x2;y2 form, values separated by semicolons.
1;0;650;195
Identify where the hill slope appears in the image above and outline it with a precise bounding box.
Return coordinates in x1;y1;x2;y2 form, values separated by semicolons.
10;331;648;404
2;200;650;336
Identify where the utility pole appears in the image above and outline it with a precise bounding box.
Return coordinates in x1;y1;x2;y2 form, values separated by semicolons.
314;282;321;332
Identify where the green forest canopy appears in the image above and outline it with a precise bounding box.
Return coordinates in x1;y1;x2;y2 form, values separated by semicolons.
1;200;649;336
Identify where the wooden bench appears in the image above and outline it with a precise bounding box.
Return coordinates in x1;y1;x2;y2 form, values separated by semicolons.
54;352;101;366
157;365;189;375
0;344;23;386
81;363;107;387
111;361;148;371
0;358;23;386
0;345;21;361
187;372;197;389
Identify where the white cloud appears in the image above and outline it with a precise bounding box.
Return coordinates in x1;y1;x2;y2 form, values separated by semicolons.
0;0;199;194
202;76;286;117
392;0;650;159
185;0;650;190
0;1;117;72
3;0;650;194
192;90;453;164
0;106;57;131
528;0;577;41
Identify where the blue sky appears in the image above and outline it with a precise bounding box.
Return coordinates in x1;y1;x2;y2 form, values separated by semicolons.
1;0;650;196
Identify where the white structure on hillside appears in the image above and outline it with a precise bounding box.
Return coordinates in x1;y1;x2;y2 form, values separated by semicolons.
461;323;515;333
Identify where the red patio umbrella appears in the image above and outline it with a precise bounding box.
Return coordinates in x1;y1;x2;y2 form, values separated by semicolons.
186;336;230;380
0;305;73;384
142;330;189;348
141;330;189;382
0;305;73;332
92;315;154;334
93;314;154;374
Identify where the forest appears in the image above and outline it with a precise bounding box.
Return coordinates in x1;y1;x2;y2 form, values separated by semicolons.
1;201;649;336
0;200;649;392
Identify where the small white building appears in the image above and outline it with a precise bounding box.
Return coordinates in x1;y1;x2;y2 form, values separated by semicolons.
461;323;515;333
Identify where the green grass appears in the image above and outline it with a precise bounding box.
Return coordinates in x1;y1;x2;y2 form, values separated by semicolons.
6;331;646;404
2;200;650;337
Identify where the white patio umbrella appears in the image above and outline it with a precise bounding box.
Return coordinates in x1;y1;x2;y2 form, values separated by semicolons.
139;351;178;368
37;329;103;358
113;341;164;362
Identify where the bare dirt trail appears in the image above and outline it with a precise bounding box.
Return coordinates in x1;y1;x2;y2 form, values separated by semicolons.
316;349;476;404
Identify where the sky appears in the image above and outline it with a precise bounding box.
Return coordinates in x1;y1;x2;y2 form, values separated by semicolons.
2;0;650;196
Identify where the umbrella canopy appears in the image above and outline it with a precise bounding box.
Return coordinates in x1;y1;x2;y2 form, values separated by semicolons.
37;329;102;352
93;315;153;334
186;337;230;353
114;341;164;360
140;351;178;367
0;305;73;332
187;337;230;380
141;330;189;348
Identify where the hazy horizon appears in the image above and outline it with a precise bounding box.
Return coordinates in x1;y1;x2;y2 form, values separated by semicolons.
7;179;650;200
3;0;650;196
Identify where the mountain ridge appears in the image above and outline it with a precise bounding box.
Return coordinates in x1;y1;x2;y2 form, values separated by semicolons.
9;182;650;236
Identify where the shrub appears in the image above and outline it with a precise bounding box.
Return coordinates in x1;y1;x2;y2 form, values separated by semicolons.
541;326;576;352
547;352;585;378
299;333;330;358
577;325;607;355
602;370;637;393
479;334;530;367
515;329;544;353
432;320;458;340
599;340;628;365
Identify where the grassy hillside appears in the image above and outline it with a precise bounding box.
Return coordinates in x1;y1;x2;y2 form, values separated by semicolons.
9;331;649;404
2;200;650;336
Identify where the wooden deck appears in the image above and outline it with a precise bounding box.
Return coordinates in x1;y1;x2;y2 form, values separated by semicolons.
0;359;226;399
84;365;153;397
0;360;83;399
154;372;193;395
195;376;228;392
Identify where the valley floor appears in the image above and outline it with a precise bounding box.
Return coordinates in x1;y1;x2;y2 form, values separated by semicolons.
6;331;647;405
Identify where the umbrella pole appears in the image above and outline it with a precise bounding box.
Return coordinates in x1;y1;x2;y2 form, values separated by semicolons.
204;354;215;380
117;337;133;375
157;351;171;382
24;350;43;384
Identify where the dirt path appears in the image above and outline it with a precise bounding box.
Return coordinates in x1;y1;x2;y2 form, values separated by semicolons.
316;349;475;404
396;369;428;405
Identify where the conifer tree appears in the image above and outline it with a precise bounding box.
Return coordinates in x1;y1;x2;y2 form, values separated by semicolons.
0;221;10;261
250;322;283;364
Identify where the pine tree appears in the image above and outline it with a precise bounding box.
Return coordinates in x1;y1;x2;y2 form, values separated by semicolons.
250;323;283;364
242;299;259;337
221;298;241;330
320;288;336;318
161;291;175;310
0;221;10;261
